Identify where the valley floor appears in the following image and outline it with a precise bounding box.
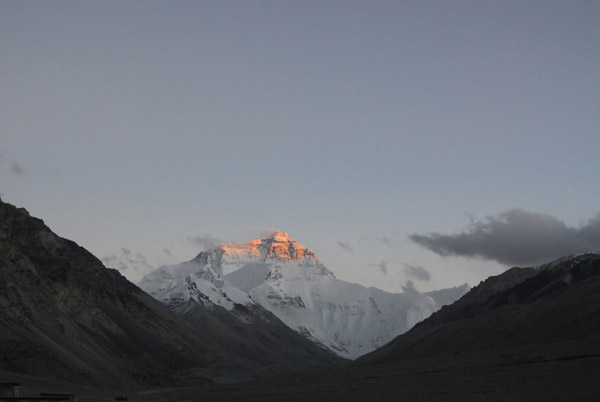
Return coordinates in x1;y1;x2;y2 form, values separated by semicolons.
5;339;600;402
125;339;600;402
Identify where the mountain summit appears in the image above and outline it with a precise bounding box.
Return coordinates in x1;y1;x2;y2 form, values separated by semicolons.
140;231;468;359
217;230;326;269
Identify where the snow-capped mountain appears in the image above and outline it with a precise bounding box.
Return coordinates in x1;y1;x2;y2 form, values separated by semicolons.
139;231;468;359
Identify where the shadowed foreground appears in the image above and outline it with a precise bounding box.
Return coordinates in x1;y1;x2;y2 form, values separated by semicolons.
2;200;599;402
5;338;599;402
125;338;599;402
138;252;600;402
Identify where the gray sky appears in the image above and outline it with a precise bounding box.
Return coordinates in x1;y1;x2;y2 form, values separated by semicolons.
2;1;599;291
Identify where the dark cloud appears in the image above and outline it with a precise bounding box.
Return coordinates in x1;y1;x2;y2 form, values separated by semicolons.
403;263;431;282
188;234;221;251
10;161;25;175
337;241;354;254
409;208;600;266
371;260;388;275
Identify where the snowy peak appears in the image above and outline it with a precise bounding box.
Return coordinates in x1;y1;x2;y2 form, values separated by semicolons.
142;231;331;311
140;230;468;359
263;230;317;262
219;230;318;264
270;230;294;241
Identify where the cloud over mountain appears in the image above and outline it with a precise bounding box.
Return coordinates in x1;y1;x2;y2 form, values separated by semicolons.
371;260;388;275
102;248;154;282
188;234;222;251
409;208;600;266
403;263;431;282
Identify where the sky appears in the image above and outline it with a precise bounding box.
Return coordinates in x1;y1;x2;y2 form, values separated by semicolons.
2;0;599;293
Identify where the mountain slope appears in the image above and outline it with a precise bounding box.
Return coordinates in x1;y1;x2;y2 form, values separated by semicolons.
359;253;600;363
0;200;342;388
140;231;469;359
147;253;600;402
0;199;216;388
171;299;345;380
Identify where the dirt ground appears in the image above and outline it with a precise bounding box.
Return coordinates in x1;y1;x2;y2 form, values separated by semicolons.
6;340;599;402
127;341;600;402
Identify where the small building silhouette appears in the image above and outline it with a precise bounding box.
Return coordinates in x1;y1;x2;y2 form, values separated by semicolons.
0;383;20;397
0;382;75;402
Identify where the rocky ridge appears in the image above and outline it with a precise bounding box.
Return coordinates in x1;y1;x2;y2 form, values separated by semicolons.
359;252;600;363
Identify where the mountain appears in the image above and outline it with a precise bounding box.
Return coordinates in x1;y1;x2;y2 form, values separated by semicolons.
168;253;600;402
359;252;600;363
140;230;469;359
0;199;215;388
0;200;342;390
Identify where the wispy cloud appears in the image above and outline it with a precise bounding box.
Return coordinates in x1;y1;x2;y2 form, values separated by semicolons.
409;208;600;266
163;247;172;257
102;248;154;282
337;241;354;254
371;260;388;275
188;234;222;251
259;228;277;238
403;263;431;282
360;234;394;247
401;280;419;295
10;161;25;175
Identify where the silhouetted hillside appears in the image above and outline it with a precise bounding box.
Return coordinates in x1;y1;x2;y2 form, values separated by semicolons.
0;200;343;391
360;253;600;362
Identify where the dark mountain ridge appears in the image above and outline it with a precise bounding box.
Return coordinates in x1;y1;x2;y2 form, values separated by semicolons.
360;252;600;362
0;200;215;388
4;197;599;400
179;253;600;401
0;199;343;392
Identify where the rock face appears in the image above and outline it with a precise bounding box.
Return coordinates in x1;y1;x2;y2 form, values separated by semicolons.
359;253;600;363
0;201;343;388
0;200;213;388
140;231;469;359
